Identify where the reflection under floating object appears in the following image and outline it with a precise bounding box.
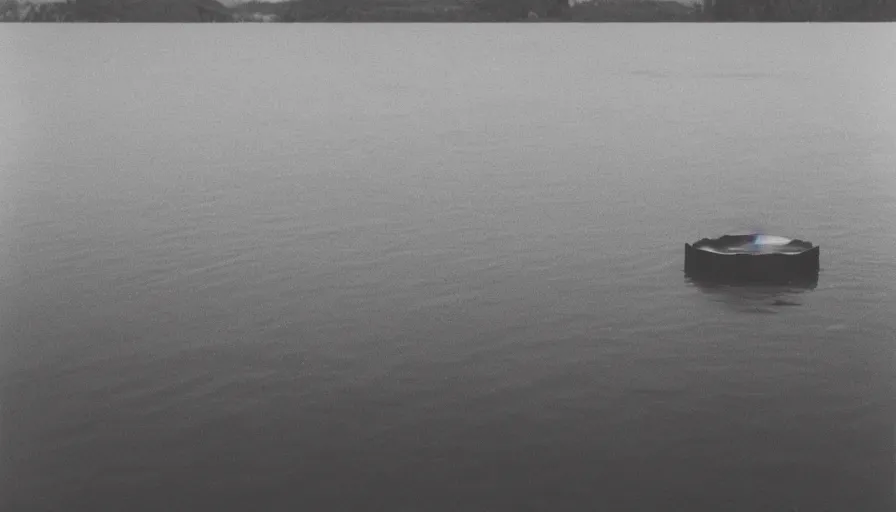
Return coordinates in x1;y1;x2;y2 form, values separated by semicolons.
685;234;820;283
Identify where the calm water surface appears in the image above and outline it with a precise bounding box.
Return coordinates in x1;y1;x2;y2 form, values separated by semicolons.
1;24;895;512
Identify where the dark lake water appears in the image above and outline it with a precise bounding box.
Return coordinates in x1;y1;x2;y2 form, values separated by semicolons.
1;24;894;511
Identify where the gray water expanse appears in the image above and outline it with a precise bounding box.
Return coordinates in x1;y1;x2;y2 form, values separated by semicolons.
1;24;895;511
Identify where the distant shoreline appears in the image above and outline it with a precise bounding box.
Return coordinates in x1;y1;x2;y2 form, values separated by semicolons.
2;0;893;23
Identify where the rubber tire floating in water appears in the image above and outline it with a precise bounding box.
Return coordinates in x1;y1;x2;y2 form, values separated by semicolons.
684;234;820;284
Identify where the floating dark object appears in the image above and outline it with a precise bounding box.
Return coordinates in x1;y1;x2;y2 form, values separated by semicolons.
685;234;819;283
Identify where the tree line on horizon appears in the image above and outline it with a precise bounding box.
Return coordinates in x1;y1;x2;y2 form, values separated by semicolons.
1;0;892;22
0;0;695;22
703;0;895;20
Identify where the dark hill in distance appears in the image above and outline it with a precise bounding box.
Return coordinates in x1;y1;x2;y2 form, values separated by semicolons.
81;0;231;21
